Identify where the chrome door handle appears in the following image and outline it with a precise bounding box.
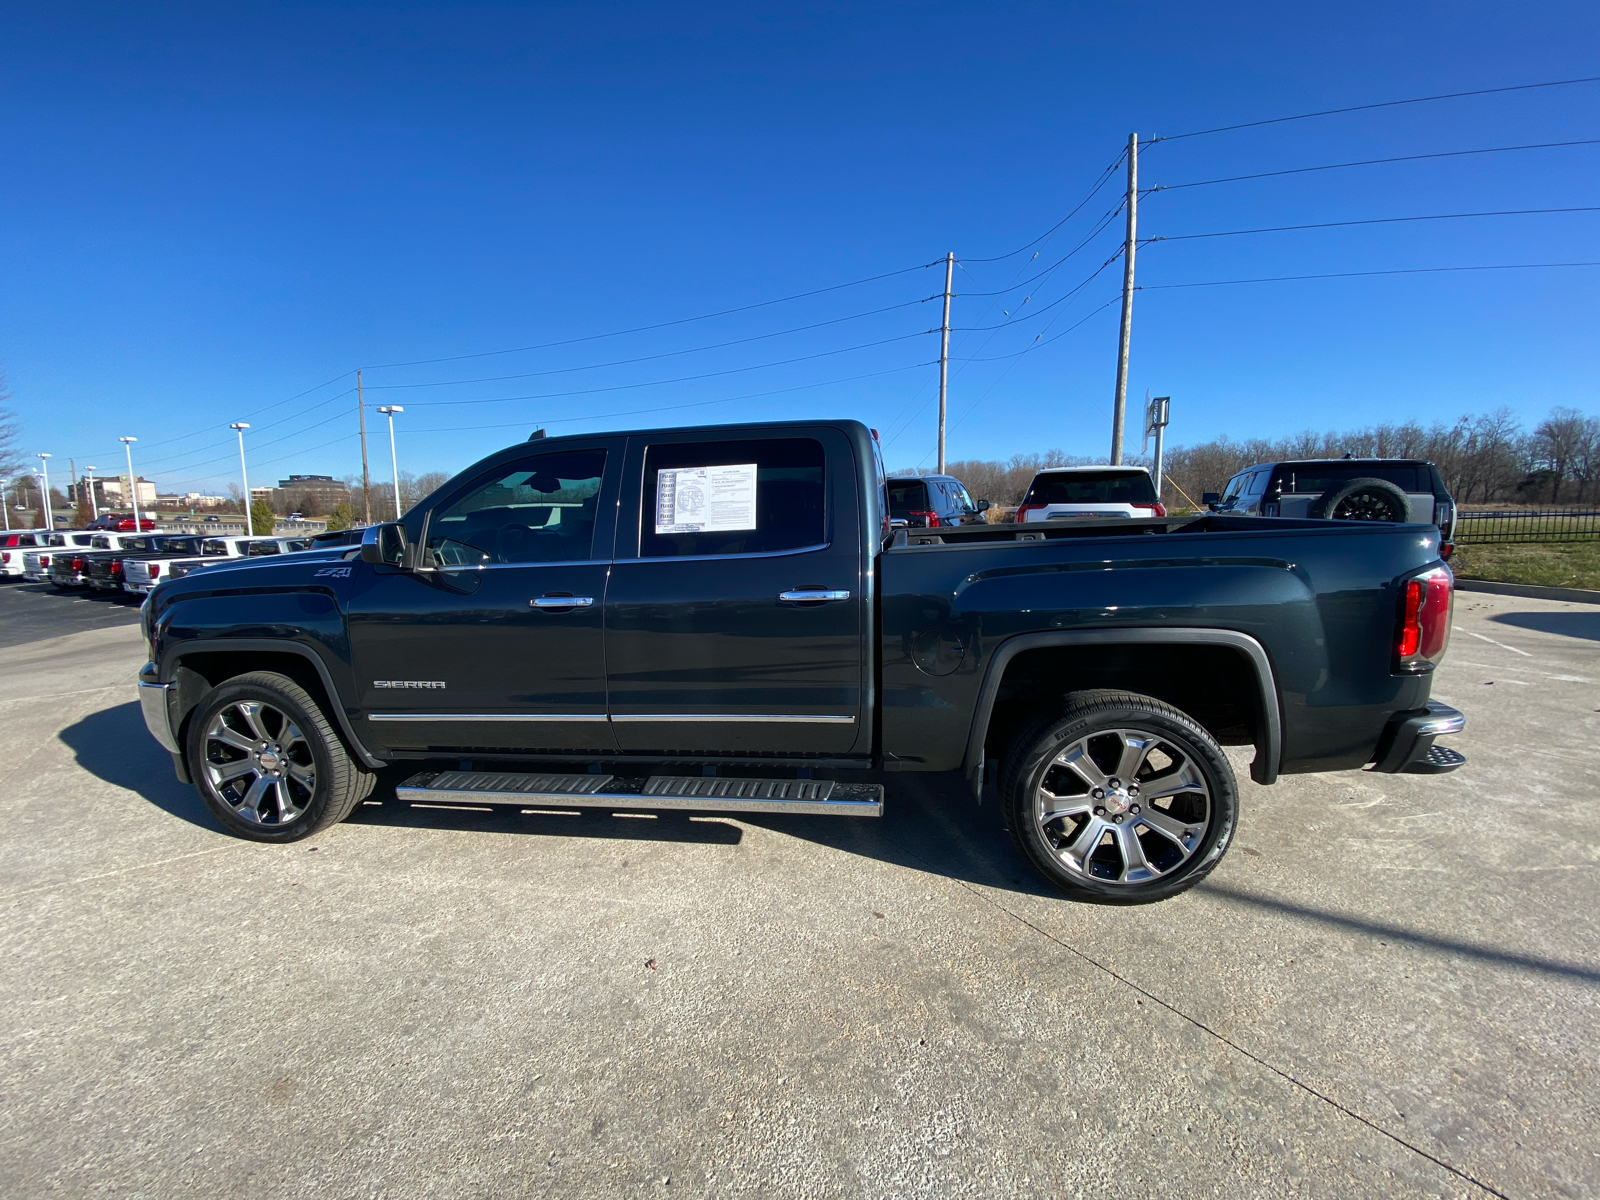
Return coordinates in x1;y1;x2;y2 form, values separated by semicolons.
778;589;851;603
530;595;595;608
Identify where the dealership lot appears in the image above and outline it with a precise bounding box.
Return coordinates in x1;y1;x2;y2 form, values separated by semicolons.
1;587;1595;1198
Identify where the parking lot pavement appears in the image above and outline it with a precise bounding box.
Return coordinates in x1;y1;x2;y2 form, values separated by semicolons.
0;580;141;649
2;592;1595;1198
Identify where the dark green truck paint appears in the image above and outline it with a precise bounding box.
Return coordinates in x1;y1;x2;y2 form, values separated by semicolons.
140;419;1451;791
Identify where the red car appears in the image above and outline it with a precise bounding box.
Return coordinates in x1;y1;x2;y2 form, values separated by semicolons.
88;513;157;532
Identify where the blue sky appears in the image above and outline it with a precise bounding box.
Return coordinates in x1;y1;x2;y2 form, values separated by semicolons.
2;1;1597;492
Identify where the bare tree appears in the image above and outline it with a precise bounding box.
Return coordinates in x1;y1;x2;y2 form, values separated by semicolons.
0;368;24;483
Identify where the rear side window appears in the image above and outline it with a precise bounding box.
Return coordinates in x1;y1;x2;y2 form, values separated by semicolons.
428;448;607;566
642;438;824;558
1281;465;1424;493
202;539;231;556
1024;472;1157;506
887;479;928;514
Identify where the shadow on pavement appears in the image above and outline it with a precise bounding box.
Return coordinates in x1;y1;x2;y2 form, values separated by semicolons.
58;701;224;832
1199;882;1600;985
1490;610;1600;642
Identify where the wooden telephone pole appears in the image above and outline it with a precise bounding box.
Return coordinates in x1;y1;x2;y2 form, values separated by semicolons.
357;369;373;525
1110;133;1138;465
936;252;954;474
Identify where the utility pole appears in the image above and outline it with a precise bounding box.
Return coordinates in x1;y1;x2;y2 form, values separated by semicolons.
377;405;405;520
357;369;373;525
231;423;253;536
85;467;100;519
69;458;77;519
1110;132;1139;465
1143;393;1171;503
119;438;141;530
37;453;52;530
936;251;954;474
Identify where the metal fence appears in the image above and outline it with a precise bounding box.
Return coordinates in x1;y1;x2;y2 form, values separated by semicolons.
1453;510;1600;544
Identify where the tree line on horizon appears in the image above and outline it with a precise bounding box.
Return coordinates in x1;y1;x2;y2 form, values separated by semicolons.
915;406;1600;510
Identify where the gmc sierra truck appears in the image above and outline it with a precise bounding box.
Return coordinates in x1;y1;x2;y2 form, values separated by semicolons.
138;419;1464;903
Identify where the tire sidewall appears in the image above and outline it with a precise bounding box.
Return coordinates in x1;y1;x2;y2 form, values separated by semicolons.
1311;477;1409;522
1007;703;1238;904
186;677;340;842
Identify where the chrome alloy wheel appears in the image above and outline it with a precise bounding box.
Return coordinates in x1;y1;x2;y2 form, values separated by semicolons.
1034;727;1212;885
202;701;316;825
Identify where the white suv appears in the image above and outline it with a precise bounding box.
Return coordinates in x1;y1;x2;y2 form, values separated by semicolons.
1015;466;1166;522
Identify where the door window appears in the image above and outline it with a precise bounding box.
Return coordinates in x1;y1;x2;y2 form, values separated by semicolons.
427;449;607;566
640;438;825;558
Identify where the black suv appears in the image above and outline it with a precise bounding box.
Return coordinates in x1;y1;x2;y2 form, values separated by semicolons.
886;474;987;528
1206;459;1456;552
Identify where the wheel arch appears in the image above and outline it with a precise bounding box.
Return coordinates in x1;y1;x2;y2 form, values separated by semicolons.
964;628;1281;795
163;641;386;770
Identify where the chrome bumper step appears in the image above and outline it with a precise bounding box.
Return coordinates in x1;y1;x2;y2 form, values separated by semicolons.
395;770;882;817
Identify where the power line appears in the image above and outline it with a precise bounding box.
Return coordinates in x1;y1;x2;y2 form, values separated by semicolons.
402;362;936;434
399;332;935;409
956;200;1127;297
1139;262;1600;289
1152;138;1600;191
362;297;937;390
951;253;1123;330
961;150;1128;264
358;261;943;371
1154;75;1600;142
953;295;1124;360
1153;206;1600;242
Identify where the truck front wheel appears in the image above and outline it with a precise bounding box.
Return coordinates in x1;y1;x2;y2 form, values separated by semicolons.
186;671;373;842
1000;690;1238;904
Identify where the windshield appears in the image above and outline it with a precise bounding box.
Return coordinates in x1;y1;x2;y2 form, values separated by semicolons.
1024;471;1157;506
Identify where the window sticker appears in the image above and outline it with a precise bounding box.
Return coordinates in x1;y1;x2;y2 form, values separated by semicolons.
655;463;759;534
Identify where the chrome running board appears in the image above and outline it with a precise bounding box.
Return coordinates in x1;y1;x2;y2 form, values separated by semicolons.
395;770;882;817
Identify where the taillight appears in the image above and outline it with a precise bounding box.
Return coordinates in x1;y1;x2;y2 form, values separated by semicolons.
1396;566;1453;672
1;553;9;564
1133;503;1168;517
149;563;161;577
71;557;84;571
1015;504;1044;523
111;560;123;576
909;510;941;528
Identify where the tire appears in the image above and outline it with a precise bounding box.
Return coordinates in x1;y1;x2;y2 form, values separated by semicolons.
185;671;372;842
1000;689;1238;905
1308;477;1409;522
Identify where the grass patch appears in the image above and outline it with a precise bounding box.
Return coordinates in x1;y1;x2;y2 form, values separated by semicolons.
1450;540;1600;590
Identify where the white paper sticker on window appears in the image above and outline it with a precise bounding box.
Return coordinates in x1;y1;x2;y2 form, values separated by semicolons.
655;463;758;534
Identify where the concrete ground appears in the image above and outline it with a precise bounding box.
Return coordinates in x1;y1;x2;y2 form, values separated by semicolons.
1;585;1596;1198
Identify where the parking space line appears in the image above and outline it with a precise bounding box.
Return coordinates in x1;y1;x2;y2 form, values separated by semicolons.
1454;627;1533;657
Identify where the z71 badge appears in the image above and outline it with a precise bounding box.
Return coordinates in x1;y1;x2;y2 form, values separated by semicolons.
314;566;353;578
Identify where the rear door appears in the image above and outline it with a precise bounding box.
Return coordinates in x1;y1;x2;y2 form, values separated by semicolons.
346;441;622;754
604;428;867;757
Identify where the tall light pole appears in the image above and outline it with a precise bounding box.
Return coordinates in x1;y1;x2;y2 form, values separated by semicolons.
230;423;253;535
85;467;100;519
119;437;142;530
376;405;404;520
36;453;52;530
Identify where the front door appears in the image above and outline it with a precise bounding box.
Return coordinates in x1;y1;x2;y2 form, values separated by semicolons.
346;442;620;755
604;430;867;757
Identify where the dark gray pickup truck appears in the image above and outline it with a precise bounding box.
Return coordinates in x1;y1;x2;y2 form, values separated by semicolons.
139;419;1464;902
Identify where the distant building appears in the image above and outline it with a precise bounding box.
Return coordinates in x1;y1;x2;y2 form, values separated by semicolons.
85;475;158;507
271;474;350;516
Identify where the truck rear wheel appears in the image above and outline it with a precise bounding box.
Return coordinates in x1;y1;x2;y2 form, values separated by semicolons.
1000;690;1238;904
186;671;371;842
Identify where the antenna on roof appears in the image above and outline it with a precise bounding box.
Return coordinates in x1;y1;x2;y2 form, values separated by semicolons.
528;428;546;441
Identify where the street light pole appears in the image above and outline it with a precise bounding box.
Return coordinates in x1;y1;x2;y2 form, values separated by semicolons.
37;453;52;530
376;405;404;520
230;423;252;536
119;438;141;530
85;467;100;519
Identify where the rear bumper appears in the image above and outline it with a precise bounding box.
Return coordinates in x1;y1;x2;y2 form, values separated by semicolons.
1368;701;1466;774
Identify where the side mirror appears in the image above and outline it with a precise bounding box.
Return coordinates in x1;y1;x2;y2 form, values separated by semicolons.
977;499;990;511
1201;492;1221;509
360;523;408;567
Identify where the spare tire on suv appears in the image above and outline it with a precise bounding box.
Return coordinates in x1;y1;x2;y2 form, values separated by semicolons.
1308;476;1410;522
